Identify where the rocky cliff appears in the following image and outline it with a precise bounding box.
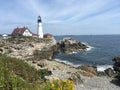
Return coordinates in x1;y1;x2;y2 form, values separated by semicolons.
0;36;58;61
0;37;88;60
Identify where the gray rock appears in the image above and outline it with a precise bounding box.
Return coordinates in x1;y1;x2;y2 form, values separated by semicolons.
58;37;87;54
0;37;58;61
104;68;114;77
0;48;5;54
76;65;97;75
113;56;120;80
69;72;83;85
33;45;58;61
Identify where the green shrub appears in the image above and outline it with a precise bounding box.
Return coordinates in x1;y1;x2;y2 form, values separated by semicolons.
0;54;49;89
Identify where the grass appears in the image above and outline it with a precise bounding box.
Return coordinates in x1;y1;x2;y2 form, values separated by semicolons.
0;54;48;89
0;54;75;90
6;36;52;44
0;52;75;90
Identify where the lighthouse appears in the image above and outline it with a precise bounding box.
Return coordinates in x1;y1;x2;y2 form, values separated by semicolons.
37;16;43;38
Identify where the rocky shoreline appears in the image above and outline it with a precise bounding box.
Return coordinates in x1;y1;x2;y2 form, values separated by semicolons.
0;36;120;90
28;59;120;90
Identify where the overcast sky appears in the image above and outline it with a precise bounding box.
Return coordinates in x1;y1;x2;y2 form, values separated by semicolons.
0;0;120;35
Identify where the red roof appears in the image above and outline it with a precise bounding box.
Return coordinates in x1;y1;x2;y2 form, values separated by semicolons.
12;27;27;35
11;27;38;36
44;33;53;38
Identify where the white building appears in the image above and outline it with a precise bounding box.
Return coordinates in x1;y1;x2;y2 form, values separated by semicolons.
2;33;8;39
11;27;38;37
2;34;8;37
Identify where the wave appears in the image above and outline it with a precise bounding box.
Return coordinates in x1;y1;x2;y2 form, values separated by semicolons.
55;59;80;67
55;59;113;72
82;42;95;51
66;42;94;55
68;42;94;55
69;51;79;55
97;65;113;72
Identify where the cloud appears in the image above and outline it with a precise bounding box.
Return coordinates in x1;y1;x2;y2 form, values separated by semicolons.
0;0;120;35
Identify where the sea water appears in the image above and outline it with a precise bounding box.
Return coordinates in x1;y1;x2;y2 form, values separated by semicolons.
54;35;120;71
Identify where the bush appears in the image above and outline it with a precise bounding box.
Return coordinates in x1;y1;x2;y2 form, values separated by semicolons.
0;54;73;90
0;54;49;89
41;79;74;90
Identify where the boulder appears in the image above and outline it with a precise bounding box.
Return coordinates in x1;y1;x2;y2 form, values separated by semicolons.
104;68;114;77
97;71;107;76
0;48;5;54
33;45;59;61
58;37;87;54
68;72;83;85
113;56;120;80
76;65;97;75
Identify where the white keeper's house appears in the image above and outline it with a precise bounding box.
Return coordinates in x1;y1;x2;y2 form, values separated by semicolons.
11;27;38;37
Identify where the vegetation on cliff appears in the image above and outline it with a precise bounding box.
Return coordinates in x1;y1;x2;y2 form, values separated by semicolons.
0;54;51;89
0;54;74;90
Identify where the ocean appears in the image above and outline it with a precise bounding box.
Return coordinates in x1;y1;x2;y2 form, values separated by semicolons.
54;35;120;71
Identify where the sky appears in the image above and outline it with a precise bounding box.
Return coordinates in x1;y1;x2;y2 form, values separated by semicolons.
0;0;120;35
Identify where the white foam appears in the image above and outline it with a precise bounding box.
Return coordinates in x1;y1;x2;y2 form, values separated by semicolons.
82;42;94;51
72;51;78;54
69;51;78;55
97;65;113;72
55;59;113;72
54;59;80;67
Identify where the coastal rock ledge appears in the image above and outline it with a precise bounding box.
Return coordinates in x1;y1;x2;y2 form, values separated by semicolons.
113;56;120;80
0;36;58;61
58;37;87;54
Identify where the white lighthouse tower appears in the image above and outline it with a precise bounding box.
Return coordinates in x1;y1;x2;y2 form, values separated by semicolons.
38;16;43;38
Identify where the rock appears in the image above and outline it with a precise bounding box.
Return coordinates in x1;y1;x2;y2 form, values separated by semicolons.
97;71;107;76
58;37;87;54
33;45;58;61
37;60;47;68
113;56;120;80
68;72;83;85
0;37;58;60
113;56;120;63
104;68;114;77
6;47;13;54
29;43;34;47
0;48;5;54
76;65;97;75
37;62;45;68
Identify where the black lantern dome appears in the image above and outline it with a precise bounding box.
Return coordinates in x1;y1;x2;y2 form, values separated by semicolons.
38;16;42;23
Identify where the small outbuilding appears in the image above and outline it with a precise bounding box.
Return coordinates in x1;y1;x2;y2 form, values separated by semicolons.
2;33;8;39
44;33;53;38
2;34;8;37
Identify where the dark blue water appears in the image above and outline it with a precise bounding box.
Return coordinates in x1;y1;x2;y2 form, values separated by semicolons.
54;35;120;67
